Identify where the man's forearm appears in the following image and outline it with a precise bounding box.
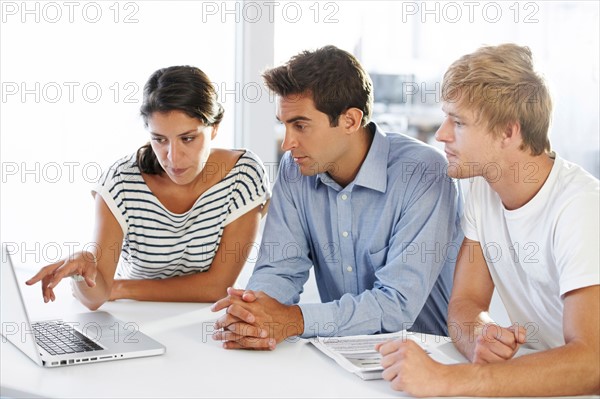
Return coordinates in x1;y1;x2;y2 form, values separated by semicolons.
448;297;495;361
283;305;304;338
443;342;600;396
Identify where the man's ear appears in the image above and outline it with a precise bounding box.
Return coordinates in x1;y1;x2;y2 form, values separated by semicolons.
211;124;219;140
501;121;522;148
341;108;364;133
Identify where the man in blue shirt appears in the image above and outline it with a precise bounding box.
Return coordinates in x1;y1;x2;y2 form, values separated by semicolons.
211;45;462;350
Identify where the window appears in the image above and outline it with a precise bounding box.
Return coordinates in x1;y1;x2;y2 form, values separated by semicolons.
273;0;599;175
1;0;598;265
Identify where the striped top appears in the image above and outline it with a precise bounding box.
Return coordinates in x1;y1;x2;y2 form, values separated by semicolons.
93;150;270;280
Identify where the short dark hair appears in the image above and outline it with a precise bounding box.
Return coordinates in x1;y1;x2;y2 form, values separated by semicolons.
262;45;373;127
137;66;224;174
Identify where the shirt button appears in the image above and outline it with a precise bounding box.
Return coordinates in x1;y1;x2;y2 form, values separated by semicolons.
342;231;349;238
341;194;348;200
346;266;353;272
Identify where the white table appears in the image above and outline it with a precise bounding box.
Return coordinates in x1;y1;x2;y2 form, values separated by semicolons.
2;266;598;399
1;266;408;398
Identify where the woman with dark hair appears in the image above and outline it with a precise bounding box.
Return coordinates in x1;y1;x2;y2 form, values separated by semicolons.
27;66;270;310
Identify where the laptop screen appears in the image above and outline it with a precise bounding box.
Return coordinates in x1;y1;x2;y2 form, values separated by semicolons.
1;245;44;365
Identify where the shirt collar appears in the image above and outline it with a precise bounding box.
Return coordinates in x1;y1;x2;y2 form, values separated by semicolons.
315;122;389;193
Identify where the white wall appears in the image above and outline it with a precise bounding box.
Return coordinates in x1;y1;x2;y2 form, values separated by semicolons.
1;1;237;260
1;0;597;328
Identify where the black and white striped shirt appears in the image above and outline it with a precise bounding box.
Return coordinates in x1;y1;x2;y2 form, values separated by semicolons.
93;150;270;280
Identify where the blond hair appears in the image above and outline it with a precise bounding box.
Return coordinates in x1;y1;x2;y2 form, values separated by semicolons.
442;43;552;155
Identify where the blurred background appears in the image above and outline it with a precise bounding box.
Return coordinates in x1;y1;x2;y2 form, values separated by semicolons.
1;1;598;320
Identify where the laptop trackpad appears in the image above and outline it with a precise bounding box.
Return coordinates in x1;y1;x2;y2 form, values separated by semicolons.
67;311;141;344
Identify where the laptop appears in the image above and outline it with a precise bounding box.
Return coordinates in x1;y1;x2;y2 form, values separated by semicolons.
1;245;166;367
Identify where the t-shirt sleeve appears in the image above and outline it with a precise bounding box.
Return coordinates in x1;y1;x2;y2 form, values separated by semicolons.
225;151;271;226
554;192;600;297
461;179;481;242
91;158;130;235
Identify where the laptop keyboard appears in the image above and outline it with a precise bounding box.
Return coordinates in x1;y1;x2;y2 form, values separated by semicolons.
32;321;103;355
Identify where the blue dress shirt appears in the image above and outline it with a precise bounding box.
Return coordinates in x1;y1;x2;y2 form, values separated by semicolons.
247;123;463;337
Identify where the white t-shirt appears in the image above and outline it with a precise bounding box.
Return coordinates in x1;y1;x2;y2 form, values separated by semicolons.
462;154;599;350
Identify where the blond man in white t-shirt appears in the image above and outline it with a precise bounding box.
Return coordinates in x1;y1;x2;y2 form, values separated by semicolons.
378;43;599;397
